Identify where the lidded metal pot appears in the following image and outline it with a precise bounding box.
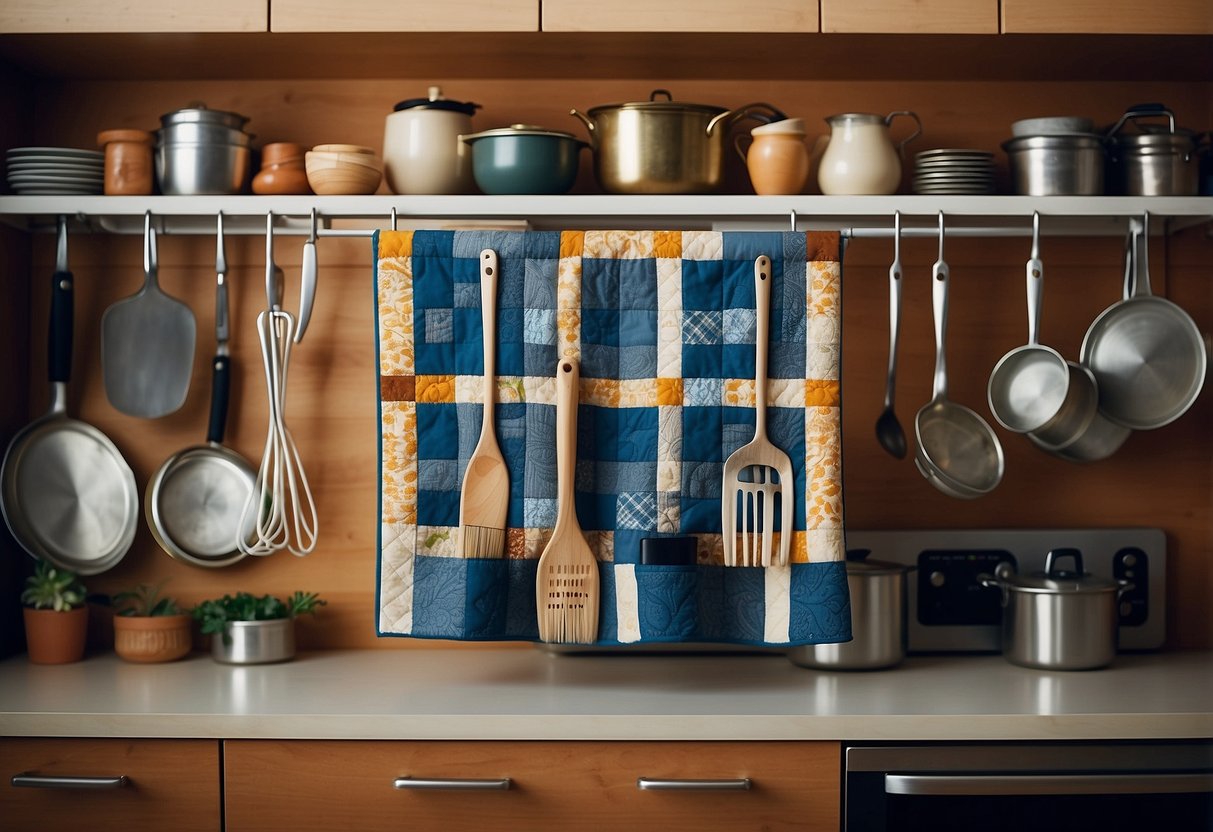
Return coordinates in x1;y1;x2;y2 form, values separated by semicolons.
155;104;254;195
788;549;913;671
980;548;1133;671
1105;104;1200;196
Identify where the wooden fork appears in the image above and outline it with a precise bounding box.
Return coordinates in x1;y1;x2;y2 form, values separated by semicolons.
721;256;794;567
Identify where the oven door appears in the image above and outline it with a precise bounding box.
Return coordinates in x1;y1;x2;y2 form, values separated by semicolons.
844;742;1213;832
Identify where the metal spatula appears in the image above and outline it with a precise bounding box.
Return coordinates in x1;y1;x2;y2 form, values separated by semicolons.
101;212;197;418
721;256;794;567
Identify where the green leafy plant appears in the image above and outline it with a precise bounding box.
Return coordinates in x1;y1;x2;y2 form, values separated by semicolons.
192;591;326;638
20;560;87;612
113;581;183;617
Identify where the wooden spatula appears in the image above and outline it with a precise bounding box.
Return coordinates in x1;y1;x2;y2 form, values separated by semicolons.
721;256;794;567
457;249;509;559
535;357;600;644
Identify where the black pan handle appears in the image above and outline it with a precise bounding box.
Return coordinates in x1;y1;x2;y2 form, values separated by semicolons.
206;354;231;444
49;269;73;384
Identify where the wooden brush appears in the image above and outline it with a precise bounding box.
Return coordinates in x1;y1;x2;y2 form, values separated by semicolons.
457;249;510;559
535;357;600;644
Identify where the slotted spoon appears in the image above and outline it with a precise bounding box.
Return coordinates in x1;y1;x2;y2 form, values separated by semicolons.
721;256;794;568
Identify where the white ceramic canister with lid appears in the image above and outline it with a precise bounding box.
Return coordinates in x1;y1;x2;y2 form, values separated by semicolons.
383;86;480;194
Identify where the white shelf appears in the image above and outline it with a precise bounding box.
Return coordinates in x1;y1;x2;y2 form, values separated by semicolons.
0;194;1210;236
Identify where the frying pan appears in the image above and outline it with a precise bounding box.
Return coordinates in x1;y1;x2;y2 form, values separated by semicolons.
1080;213;1207;429
1;217;137;575
146;213;255;567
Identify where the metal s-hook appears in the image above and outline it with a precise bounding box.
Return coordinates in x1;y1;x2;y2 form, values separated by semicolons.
1030;210;1041;261
790;209;797;232
937;211;946;262
390;207;398;231
296;208;318;344
265;211;283;310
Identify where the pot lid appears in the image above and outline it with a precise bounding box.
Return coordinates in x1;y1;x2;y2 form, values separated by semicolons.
393;85;480;115
1001;133;1104;150
160;104;249;130
461;124;581;142
995;550;1119;594
586;89;726;117
845;549;913;575
752;118;806;136
1111;132;1197;150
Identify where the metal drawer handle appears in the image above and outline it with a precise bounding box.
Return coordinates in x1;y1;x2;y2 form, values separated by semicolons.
637;778;753;791
393;777;511;791
12;774;129;790
886;773;1213;797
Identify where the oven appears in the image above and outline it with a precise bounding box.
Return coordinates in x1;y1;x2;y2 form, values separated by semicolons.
843;741;1213;831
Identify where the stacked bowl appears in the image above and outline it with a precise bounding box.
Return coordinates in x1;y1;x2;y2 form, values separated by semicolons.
305;144;383;195
156;105;254;195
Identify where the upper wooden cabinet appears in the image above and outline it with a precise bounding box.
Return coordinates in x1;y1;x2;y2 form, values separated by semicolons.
271;0;537;32
1002;0;1213;34
821;0;997;33
0;0;266;32
541;0;817;32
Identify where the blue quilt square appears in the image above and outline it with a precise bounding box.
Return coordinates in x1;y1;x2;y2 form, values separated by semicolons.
683;460;722;500
524;259;557;309
524;344;555;379
575;491;616;531
416;489;459;528
498;261;525;310
453;282;478;308
524;404;556;499
525;232;560;260
683;310;722;346
598;562;618;640
496;307;525;377
682;259;724;311
636;565;698;640
721;344;752;380
617;258;658;310
722;231;784;265
524;497;557;527
618;309;657;347
497;406;527;528
412;230;455;258
722;307;754;345
696;566;726;640
584;406;618;461
465;558;508;638
680;496;721;534
581;260;620;310
720;567;766;642
616;408;657;462
580;343;619;382
412;256;453;314
614;530;646;565
580;460;614;493
619;345;657;380
681;344;721;380
506;559;540;639
682;407;722;462
721;264;755;312
523;308;556;346
412;555;465;638
683;377;722;407
417;403;458;459
617;491;657;530
424;308;453;344
418;458;459;493
721;415;757;458
789;561;852;644
617;461;656;493
581;308;620;347
769;342;804;380
452;230;526;262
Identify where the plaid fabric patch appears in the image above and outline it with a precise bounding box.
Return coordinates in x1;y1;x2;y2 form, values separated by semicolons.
376;230;848;646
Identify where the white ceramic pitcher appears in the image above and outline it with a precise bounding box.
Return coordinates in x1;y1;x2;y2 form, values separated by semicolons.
816;111;922;195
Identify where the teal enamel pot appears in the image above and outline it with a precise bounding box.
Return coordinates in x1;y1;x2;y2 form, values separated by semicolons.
461;124;587;195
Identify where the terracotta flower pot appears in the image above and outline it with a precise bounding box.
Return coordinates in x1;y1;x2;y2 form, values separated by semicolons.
113;614;193;663
23;606;88;664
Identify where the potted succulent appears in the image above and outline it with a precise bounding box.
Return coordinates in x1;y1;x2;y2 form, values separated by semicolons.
20;560;89;664
192;591;325;665
112;581;193;663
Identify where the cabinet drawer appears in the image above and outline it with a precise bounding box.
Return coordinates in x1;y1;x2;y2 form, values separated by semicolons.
0;738;221;832
225;740;840;831
1001;0;1213;34
0;0;266;33
271;0;538;32
821;0;997;33
541;0;817;33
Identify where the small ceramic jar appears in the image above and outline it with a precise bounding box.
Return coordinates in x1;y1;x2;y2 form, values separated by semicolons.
97;129;155;195
252;142;311;195
739;118;810;195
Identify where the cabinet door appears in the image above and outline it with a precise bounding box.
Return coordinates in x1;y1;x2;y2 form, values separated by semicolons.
0;0;266;32
271;0;538;32
0;738;221;832
541;0;817;32
224;739;840;831
1002;0;1213;33
821;0;997;33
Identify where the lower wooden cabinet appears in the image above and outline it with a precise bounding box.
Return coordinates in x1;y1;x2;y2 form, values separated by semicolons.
0;737;222;832
223;739;841;831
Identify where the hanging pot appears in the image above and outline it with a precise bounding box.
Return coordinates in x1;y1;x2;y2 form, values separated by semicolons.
570;89;785;194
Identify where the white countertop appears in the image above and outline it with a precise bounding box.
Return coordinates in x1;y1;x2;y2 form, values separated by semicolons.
1;649;1210;742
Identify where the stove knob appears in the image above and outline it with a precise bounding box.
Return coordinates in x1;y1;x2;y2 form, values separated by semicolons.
929;571;946;588
1121;553;1138;568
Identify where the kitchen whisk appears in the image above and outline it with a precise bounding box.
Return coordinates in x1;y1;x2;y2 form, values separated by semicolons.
237;213;318;557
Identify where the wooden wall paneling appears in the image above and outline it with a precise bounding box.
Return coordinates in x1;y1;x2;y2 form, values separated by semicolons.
19;76;1213;650
1001;0;1213;34
821;0;997;34
0;738;222;831
224;740;841;831
0;0;267;34
541;0;817;33
271;0;538;33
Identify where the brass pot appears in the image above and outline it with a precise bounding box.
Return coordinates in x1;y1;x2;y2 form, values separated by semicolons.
570;89;784;194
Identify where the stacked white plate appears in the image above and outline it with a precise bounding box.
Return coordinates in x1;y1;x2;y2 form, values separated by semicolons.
7;147;105;195
913;149;996;195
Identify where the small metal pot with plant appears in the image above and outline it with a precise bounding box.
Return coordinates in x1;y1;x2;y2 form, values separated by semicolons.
192;591;325;664
112;581;193;663
20;560;89;664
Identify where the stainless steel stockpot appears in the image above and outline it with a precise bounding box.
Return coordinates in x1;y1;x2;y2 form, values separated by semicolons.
1003;134;1104;195
788;551;912;671
155;105;254;195
570;89;784;194
1105;104;1200;196
980;548;1131;671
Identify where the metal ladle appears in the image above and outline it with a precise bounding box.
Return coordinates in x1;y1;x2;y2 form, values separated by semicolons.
914;213;1005;499
875;211;907;460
